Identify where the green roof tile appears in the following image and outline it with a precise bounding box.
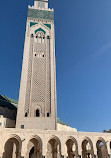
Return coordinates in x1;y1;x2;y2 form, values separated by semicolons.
35;28;46;34
57;118;69;126
30;22;51;29
30;22;38;27
44;24;51;29
0;95;18;109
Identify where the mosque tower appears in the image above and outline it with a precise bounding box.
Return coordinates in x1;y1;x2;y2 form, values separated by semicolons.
16;0;57;130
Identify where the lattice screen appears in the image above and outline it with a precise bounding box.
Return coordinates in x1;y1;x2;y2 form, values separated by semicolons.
24;36;51;117
24;37;34;114
45;38;51;114
31;43;46;103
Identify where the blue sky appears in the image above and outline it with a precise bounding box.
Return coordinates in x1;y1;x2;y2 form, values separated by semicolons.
1;0;111;132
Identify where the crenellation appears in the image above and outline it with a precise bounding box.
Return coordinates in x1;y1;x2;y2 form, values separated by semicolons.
28;5;53;12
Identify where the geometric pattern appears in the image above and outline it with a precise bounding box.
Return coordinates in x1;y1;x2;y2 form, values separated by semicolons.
24;35;51;117
28;9;54;20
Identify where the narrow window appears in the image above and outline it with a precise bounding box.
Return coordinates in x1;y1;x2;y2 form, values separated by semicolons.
36;109;40;117
47;36;50;39
31;34;34;38
25;112;28;117
47;113;50;117
21;125;24;129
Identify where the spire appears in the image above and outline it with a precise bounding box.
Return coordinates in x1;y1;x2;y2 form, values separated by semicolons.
34;0;48;9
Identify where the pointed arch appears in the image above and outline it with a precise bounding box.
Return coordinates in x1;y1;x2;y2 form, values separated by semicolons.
66;136;78;158
46;136;61;158
26;135;42;158
30;23;50;37
3;135;22;158
96;137;108;158
82;137;94;158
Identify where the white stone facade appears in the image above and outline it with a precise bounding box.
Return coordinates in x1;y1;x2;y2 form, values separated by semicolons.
0;129;111;158
0;106;16;128
57;123;77;132
0;116;15;128
16;0;57;130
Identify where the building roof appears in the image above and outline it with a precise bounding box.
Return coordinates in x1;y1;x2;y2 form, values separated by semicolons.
0;95;17;110
57;118;69;126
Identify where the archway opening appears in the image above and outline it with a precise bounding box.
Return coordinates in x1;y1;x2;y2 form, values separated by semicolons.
3;137;21;158
36;31;45;43
96;139;108;158
47;137;61;158
26;137;42;158
82;139;94;158
66;138;78;158
25;112;28;117
36;109;40;117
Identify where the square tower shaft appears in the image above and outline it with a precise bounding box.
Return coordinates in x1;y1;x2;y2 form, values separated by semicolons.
16;0;57;130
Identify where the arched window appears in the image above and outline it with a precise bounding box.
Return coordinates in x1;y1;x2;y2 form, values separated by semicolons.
36;109;40;117
31;34;34;38
25;112;28;117
36;31;45;43
47;113;50;117
47;35;50;39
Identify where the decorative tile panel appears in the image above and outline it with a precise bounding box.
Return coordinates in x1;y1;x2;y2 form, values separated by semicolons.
28;9;54;20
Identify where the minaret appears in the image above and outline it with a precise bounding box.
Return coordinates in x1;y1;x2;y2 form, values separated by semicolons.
16;0;57;130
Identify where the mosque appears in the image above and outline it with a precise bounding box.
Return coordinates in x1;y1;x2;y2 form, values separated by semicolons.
0;0;111;157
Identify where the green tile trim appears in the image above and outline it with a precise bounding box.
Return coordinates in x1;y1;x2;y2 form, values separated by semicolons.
57;118;69;126
30;22;38;27
30;22;51;30
35;28;46;34
44;24;51;29
28;9;54;20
